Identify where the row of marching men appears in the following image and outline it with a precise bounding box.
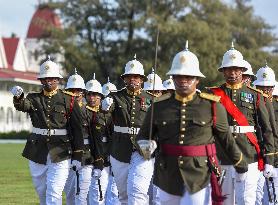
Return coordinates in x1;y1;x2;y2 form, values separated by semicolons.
10;39;278;205
62;67;175;205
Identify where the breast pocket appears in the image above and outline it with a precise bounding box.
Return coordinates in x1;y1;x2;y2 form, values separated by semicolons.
155;119;179;140
53;105;67;123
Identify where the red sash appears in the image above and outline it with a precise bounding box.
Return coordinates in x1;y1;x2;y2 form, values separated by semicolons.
211;87;264;171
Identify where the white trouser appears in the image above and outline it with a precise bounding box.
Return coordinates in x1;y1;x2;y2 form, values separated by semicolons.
221;162;260;205
88;166;109;205
256;168;278;205
158;184;211;205
152;184;161;205
64;165;93;205
106;173;120;205
29;155;70;205
110;151;154;205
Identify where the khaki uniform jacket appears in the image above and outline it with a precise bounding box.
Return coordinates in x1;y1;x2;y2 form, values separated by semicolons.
107;88;151;163
212;84;274;165
136;92;248;195
13;89;84;164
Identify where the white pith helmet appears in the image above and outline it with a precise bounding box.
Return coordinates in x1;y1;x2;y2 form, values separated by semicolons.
121;54;145;78
273;82;278;96
253;62;276;87
102;77;117;96
163;76;176;90
143;68;165;91
65;68;86;90
38;55;63;79
242;60;254;76
166;41;205;78
218;42;247;72
85;73;103;95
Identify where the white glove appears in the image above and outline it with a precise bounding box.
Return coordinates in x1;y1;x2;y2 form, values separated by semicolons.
263;164;274;178
92;169;102;180
101;97;113;111
11;86;23;98
71;160;82;170
137;140;157;160
235;172;247;182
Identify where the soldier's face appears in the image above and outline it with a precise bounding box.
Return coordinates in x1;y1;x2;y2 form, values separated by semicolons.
242;75;252;86
123;74;143;91
69;88;83;102
223;67;244;84
86;92;102;107
40;78;59;91
256;86;274;96
173;75;199;96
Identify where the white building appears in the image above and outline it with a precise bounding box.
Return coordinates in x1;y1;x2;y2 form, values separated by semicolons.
0;4;62;133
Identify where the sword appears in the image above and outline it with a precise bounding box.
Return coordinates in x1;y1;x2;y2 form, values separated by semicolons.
270;177;277;204
72;166;80;195
218;169;226;187
98;179;103;201
266;177;273;203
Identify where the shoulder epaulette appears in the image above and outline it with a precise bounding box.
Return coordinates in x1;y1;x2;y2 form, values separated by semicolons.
62;90;77;97
155;93;172;102
199;92;221;102
247;85;264;94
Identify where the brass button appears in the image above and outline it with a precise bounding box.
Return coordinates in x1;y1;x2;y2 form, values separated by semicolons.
179;160;184;165
162;121;167;125
181;128;185;131
181;109;186;112
133;107;136;110
233;119;236;122
182;121;185;125
131;117;135;120
233;94;237;97
48;105;50;108
181;134;185;138
233;90;237;93
133;103;135;106
46;138;50;142
182;115;186;119
131;121;134;124
182;103;186;106
233;135;237;139
233;99;236;102
132;112;135;114
46;119;49;122
179;140;183;144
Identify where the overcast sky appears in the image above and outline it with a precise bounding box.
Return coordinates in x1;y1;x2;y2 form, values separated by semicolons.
0;0;277;38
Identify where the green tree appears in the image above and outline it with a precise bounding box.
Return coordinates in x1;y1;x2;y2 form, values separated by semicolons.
43;0;278;87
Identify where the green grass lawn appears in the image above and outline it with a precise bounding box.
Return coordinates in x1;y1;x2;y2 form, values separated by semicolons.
0;144;38;204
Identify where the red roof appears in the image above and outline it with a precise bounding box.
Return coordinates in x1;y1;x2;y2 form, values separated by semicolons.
0;69;39;82
26;6;61;39
2;38;19;70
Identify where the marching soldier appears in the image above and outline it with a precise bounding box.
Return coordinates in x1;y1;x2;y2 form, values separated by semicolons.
253;64;278;204
242;60;255;86
88;77;119;205
162;76;175;94
143;69;165;97
135;43;248;205
209;43;275;205
64;71;104;205
101;55;154;204
11;58;84;205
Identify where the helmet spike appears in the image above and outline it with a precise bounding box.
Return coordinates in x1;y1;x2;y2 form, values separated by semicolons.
151;67;154;74
231;40;235;50
93;73;96;80
134;53;137;59
47;55;51;61
107;76;110;82
185;40;189;51
74;68;77;74
265;59;268;67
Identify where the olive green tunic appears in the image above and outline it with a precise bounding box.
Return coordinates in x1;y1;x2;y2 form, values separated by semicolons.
13;89;84;164
136;92;247;195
